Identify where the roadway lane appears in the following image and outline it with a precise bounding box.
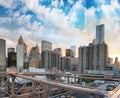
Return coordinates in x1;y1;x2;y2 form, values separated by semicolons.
71;92;104;98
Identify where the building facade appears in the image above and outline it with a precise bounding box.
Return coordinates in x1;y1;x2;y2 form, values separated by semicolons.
41;50;61;70
29;45;40;68
16;36;27;71
61;57;71;71
7;48;17;68
0;39;6;71
96;24;104;44
78;46;89;73
41;40;52;52
70;45;76;57
78;43;108;73
66;49;74;58
54;48;62;56
16;44;24;71
18;35;27;55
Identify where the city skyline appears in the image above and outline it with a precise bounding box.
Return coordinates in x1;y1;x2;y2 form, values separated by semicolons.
0;0;120;59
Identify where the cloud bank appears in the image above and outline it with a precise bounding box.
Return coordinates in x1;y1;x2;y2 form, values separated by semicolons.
0;0;120;59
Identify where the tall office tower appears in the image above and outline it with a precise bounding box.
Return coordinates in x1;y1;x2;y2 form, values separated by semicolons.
41;50;60;70
78;43;108;73
92;44;98;70
97;43;108;70
0;39;6;71
41;50;51;70
41;40;52;52
51;51;61;70
7;48;17;68
16;44;24;71
17;36;27;71
54;48;62;56
29;45;40;68
18;35;27;55
24;55;29;69
88;43;96;70
8;48;15;53
78;46;89;73
96;24;105;44
70;46;76;57
107;57;113;64
61;57;71;71
71;57;78;72
66;49;74;58
114;57;119;66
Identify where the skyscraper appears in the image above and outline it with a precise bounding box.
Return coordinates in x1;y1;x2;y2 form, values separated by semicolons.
29;45;40;68
16;36;27;71
78;43;108;73
61;57;71;71
18;35;27;55
78;24;108;73
41;50;51;70
70;46;76;57
114;57;119;66
41;40;52;52
16;44;24;71
54;48;62;56
41;50;61;70
97;43;108;70
8;48;15;53
7;48;17;68
51;51;61;70
96;24;104;44
66;49;74;58
0;39;6;71
78;46;89;73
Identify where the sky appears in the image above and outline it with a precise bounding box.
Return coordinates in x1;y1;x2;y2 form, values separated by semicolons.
0;0;120;59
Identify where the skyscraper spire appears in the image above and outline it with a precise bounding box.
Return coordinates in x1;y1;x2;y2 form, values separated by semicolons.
18;35;24;44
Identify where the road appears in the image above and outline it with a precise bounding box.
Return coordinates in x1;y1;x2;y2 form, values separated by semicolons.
71;92;104;98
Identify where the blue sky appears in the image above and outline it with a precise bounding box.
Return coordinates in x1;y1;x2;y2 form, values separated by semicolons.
0;0;120;59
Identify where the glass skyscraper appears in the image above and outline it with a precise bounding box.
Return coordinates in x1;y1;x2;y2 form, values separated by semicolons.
96;24;104;44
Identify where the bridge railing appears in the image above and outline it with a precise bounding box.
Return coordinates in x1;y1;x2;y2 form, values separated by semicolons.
112;84;120;94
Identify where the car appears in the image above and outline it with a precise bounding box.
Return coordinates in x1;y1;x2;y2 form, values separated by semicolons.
106;84;116;91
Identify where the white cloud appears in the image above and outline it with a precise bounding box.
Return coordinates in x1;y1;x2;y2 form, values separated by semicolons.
51;0;59;8
60;0;64;7
0;17;12;24
68;0;84;24
17;15;31;26
68;0;74;4
0;0;13;8
84;7;96;28
0;0;120;58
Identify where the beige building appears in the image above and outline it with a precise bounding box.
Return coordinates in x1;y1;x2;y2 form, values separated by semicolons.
66;49;74;58
29;45;40;68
